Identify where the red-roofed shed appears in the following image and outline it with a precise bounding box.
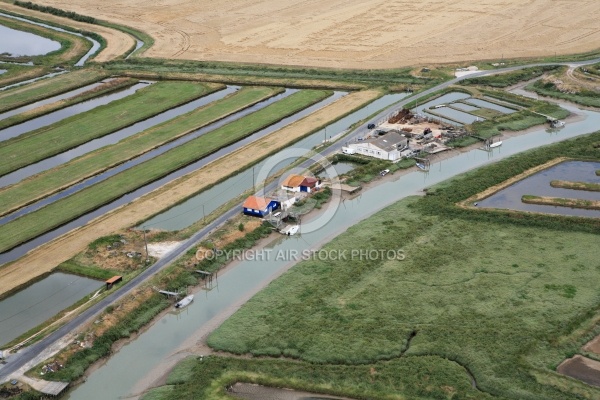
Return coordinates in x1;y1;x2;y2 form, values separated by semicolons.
105;275;122;289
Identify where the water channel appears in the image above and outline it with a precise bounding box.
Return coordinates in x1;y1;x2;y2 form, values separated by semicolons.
0;23;61;57
0;12;100;67
0;81;152;144
411;92;471;126
451;102;480;112
465;98;517;113
141;93;408;231
0;91;345;265
65;101;600;400
0;80;109;120
0;83;239;189
478;160;600;218
125;39;144;59
431;106;481;124
0;70;68;92
0;273;101;347
0;86;290;222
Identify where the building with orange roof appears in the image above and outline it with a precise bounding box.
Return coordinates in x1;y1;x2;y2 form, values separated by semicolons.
281;174;322;193
242;195;280;217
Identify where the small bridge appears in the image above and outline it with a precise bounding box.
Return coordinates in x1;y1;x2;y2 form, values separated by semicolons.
153;287;184;299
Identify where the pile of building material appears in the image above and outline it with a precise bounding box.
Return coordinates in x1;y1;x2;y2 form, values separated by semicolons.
388;108;413;124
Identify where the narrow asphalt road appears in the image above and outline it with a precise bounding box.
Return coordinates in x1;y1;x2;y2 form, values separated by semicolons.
1;55;600;383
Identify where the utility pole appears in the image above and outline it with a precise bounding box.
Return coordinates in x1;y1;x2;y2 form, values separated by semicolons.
202;204;205;223
252;167;255;193
143;226;149;263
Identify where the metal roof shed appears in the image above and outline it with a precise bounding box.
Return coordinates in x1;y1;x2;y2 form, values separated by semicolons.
105;275;123;289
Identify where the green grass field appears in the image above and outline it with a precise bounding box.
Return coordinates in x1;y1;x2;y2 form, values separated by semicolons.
0;77;138;131
470;107;504;119
550;180;600;192
0;86;281;216
143;356;488;400
106;58;439;89
0;81;213;177
0;89;331;253
527;80;600;108
0;69;108;113
461;66;561;88
458;89;570;141
197;133;600;400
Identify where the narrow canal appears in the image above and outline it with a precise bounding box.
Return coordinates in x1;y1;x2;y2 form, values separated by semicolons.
0;80;110;120
0;12;100;67
0;273;102;347
0;91;345;265
0;81;153;143
64;102;600;400
142;92;409;231
0;83;237;188
0;70;68;92
0;86;288;222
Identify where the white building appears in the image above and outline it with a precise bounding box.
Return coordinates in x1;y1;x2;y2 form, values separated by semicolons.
344;131;408;161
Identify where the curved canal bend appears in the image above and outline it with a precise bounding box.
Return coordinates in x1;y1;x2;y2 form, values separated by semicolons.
65;101;600;400
0;12;100;66
2;57;600;395
0;52;598;394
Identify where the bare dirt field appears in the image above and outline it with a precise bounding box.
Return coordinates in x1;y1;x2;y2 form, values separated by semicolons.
558;355;600;387
24;0;600;69
584;334;600;355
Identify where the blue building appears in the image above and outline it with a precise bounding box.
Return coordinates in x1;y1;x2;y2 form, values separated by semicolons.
242;196;280;217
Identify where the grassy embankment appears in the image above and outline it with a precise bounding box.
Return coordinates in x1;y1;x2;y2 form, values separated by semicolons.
143;356;484;400
12;0;154;59
332;153;416;186
522;195;600;210
0;15;90;66
0;5;108;59
153;132;600;400
550;180;600;192
449;89;569;147
0;14;92;88
0;69;107;112
37;219;274;384
0;77;139;131
104;58;448;91
0;86;281;216
405;86;569;147
0;90;331;253
0;81;214;176
461;65;561;88
527;79;600;108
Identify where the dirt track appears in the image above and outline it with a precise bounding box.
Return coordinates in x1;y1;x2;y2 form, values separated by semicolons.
0;90;380;295
23;0;600;69
0;1;134;62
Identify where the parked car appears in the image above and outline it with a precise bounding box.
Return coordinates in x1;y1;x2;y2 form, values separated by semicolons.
367;123;375;129
380;169;390;176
